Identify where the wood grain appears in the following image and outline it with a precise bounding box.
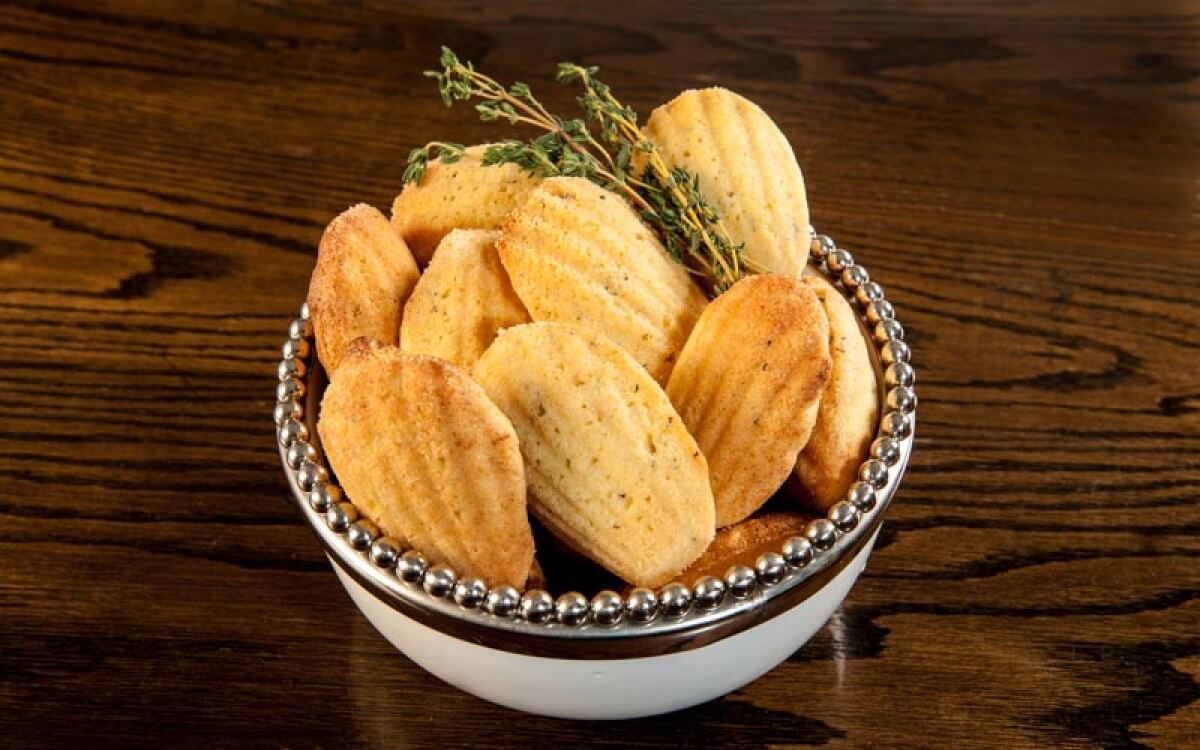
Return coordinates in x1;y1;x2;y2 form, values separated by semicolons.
1;1;1197;747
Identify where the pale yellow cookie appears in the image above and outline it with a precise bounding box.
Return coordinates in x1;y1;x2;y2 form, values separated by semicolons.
678;512;814;583
307;204;420;375
474;322;715;587
318;340;534;588
644;88;810;278
391;144;541;265
399;229;529;370
793;274;879;511
496;177;707;384
666;274;831;527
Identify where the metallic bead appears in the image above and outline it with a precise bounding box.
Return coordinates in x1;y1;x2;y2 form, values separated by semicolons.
811;233;835;260
299;302;310;320
453;578;488;609
518;589;554;623
872;437;902;465
855;281;885;305
555;592;590;626
309;483;341;513
346;520;379;550
887;386;918;414
829;501;860;532
842;264;869;290
277;378;306;403
875;318;905;343
725;565;757;599
277;357;307;381
288;317;313;340
805;518;837;550
423;564;457;598
396;550;429;584
626;588;659;623
659;583;692;618
755;552;788;585
590;590;625;626
782;536;814;568
866;299;895;324
881;340;911;365
485;585;520;617
369;537;400;568
285;440;316;469
692;576;727;609
827;248;854;273
326;501;358;533
883;411;912;439
847;481;878;512
808;225;817;241
885;361;916;388
277;418;308;448
295;460;328;492
274;399;302;426
282;338;311;361
860;458;890;488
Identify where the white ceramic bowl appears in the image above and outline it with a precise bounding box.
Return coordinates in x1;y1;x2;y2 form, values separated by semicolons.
275;236;915;719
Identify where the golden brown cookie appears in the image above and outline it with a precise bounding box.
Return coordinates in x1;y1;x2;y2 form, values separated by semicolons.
391;144;541;265
793;274;879;511
644;88;810;278
318;340;534;588
496;176;707;384
666;274;831;527
677;512;814;583
399;229;529;370
474;322;714;587
307;204;420;375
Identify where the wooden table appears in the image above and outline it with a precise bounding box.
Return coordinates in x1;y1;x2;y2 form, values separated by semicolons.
2;1;1197;747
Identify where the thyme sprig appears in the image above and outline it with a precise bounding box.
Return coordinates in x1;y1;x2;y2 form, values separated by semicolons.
405;47;755;293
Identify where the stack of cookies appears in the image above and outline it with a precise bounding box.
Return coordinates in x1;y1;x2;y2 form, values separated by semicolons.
308;88;877;591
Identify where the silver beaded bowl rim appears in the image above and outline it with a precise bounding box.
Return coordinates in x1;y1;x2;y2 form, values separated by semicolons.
275;228;916;659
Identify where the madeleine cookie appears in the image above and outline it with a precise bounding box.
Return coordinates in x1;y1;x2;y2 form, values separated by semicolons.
400;229;529;370
392;144;541;265
644;88;810;278
474;322;715;587
307;204;420;375
678;512;814;583
318;341;534;588
497;177;707;384
666;274;831;527
793;274;878;511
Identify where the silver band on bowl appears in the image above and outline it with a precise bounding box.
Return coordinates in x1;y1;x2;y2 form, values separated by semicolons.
275;229;915;658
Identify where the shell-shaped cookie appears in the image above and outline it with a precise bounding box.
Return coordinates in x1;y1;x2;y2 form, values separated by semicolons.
318;341;534;588
793;274;879;511
644;87;810;278
392;144;541;265
474;322;715;588
497;177;707;384
666;274;831;527
678;512;814;583
307;204;420;375
400;229;529;370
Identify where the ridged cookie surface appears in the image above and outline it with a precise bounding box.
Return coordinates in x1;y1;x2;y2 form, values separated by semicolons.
307;204;420;375
793;274;878;510
400;229;529;370
474;322;714;587
391;144;541;265
666;274;831;527
644;87;810;278
496;177;707;384
678;512;813;583
318;340;534;588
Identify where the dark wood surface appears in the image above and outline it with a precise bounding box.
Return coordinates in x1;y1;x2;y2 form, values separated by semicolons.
1;1;1197;747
